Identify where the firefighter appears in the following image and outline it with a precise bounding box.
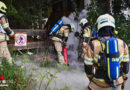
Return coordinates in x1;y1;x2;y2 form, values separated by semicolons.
0;1;15;66
52;24;74;64
84;14;129;90
79;18;92;58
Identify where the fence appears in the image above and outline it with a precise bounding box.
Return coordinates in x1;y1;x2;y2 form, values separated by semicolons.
8;29;47;50
8;29;130;51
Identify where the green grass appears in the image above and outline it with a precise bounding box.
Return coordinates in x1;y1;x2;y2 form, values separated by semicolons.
40;59;58;67
0;60;35;90
40;59;73;70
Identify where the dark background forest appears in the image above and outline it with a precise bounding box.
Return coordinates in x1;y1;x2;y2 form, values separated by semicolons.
1;0;130;44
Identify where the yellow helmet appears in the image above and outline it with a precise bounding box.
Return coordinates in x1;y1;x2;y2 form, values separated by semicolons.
0;1;7;13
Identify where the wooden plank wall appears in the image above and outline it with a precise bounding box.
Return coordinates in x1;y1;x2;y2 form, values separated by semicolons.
8;29;47;50
13;29;46;36
7;29;130;50
8;41;44;50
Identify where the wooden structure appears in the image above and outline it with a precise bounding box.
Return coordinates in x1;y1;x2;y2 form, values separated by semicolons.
8;41;44;50
8;29;47;50
46;0;74;30
8;0;75;51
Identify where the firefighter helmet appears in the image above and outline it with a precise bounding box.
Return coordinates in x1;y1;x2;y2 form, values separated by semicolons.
0;1;7;13
80;18;88;27
96;14;115;31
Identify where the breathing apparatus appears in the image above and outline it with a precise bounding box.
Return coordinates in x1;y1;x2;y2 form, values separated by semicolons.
49;19;63;35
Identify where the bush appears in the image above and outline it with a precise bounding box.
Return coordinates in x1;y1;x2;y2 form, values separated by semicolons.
0;60;34;90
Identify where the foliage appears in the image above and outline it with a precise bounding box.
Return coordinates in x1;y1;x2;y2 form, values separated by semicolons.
41;60;58;67
87;0;130;44
0;60;34;90
39;69;71;90
39;70;59;90
1;0;49;29
87;0;108;26
1;0;86;29
113;0;130;44
0;49;36;90
41;59;72;71
116;17;130;44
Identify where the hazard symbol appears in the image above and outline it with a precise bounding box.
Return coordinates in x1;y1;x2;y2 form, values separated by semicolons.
15;33;27;46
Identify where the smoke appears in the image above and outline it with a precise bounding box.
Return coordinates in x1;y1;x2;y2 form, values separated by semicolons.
50;69;88;90
61;9;87;66
15;53;89;90
123;8;130;20
62;12;76;24
78;9;88;20
84;0;91;9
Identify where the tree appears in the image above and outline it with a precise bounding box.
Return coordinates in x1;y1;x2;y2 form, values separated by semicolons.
87;0;130;44
2;0;48;29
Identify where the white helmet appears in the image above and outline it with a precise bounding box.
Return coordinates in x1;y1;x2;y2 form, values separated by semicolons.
96;14;115;31
80;18;88;26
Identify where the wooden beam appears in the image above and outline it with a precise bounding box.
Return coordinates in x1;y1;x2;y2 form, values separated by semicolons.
8;41;44;50
13;29;46;36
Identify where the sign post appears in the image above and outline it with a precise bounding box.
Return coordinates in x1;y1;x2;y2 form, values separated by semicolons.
15;33;27;46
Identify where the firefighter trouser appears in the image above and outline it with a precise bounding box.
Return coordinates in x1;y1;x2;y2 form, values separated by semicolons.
54;41;65;64
86;82;122;90
0;41;12;65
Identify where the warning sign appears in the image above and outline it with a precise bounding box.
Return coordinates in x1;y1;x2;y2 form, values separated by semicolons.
15;33;27;46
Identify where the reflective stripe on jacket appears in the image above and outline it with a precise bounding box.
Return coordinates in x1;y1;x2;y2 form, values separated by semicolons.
84;37;129;87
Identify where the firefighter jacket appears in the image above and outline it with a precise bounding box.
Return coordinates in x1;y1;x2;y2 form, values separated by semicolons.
0;13;14;41
81;26;92;56
52;25;70;44
84;36;129;87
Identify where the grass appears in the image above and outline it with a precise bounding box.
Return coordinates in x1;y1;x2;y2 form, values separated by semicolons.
0;59;35;90
40;59;58;67
4;48;73;90
40;59;73;71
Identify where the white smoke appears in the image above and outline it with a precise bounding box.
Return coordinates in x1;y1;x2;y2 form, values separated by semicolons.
61;9;87;65
84;0;91;9
78;9;88;20
122;8;130;20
